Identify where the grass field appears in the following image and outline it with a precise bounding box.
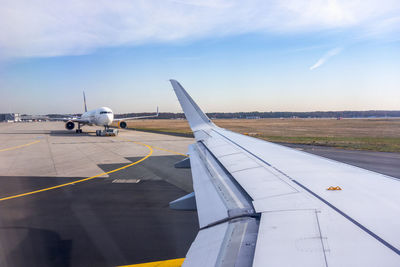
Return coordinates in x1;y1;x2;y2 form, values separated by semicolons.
116;118;400;152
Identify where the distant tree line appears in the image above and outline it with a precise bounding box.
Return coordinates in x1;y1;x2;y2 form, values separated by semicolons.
114;110;400;119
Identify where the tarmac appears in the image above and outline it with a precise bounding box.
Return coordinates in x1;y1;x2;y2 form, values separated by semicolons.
0;121;399;266
281;143;400;179
0;122;196;267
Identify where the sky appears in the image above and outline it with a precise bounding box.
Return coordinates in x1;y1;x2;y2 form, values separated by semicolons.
0;0;399;114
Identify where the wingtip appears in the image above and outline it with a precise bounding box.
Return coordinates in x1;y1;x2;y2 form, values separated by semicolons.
169;79;177;84
169;79;214;130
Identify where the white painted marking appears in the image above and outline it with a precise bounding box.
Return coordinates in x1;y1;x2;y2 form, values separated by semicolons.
112;179;141;183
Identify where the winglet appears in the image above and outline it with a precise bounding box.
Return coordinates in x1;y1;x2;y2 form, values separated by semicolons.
83;91;88;112
169;79;214;131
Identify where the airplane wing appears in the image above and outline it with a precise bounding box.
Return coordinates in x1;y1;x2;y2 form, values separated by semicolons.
169;79;400;266
113;107;159;122
47;117;90;123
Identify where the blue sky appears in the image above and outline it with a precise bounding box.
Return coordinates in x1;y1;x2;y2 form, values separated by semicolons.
1;0;399;114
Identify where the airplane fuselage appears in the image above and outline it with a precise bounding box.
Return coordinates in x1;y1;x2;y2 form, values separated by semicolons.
81;107;114;126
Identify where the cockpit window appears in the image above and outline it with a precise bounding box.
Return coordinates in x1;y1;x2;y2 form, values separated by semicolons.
100;111;112;114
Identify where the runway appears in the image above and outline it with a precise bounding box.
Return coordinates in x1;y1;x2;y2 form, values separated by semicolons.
0;121;399;266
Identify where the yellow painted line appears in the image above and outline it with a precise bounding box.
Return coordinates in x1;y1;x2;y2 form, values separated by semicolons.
118;258;185;267
0;140;40;152
0;141;153;202
152;146;188;157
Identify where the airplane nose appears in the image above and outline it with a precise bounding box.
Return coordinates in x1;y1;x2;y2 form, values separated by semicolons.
100;114;113;125
107;114;113;124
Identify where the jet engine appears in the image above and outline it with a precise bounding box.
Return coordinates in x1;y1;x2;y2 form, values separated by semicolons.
65;121;75;130
119;121;127;128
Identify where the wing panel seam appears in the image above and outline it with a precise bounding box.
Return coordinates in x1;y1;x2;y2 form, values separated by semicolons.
315;210;329;267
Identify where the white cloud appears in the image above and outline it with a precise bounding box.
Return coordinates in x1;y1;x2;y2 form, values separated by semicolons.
0;0;399;59
310;47;342;70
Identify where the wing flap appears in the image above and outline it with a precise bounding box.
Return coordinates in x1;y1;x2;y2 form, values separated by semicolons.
189;143;254;228
183;218;258;267
189;144;230;226
253;210;327;267
254;205;400;267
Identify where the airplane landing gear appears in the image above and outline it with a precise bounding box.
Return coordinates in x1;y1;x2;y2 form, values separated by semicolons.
76;123;83;133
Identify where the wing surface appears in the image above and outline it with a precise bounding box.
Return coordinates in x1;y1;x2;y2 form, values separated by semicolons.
170;79;400;266
113;107;159;122
48;117;89;123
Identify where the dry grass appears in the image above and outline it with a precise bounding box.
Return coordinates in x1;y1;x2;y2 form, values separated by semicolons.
116;118;400;152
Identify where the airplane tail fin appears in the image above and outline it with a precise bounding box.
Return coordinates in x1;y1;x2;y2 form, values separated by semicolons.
169;79;214;131
83;91;87;112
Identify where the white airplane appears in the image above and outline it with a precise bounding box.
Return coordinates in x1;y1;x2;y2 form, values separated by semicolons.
60;92;158;136
168;80;400;266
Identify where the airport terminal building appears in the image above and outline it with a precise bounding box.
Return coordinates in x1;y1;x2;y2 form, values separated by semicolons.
0;113;21;122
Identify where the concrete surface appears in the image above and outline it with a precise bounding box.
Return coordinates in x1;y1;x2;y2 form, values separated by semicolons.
281;143;400;179
0;122;196;267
